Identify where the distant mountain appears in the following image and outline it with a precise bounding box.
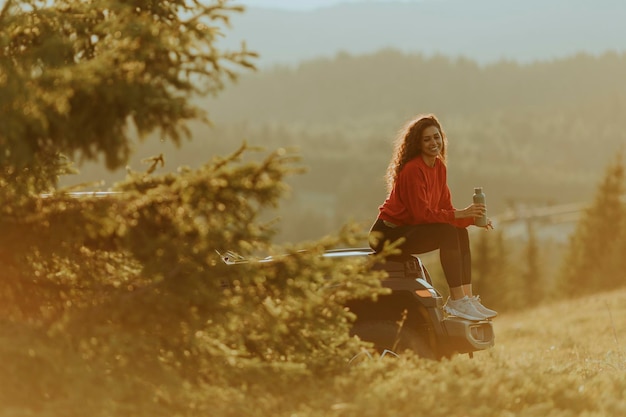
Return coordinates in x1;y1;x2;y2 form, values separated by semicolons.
218;0;626;66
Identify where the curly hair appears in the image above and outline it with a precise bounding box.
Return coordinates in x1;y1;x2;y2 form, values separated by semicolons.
385;113;447;192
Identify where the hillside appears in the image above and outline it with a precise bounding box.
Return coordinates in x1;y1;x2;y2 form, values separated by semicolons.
4;286;624;416
219;0;626;66
204;49;626;126
326;287;626;416
495;287;626;361
340;287;626;416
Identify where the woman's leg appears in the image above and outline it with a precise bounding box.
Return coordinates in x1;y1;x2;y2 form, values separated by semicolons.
457;227;474;297
370;221;471;294
399;224;466;292
456;228;498;317
371;221;487;319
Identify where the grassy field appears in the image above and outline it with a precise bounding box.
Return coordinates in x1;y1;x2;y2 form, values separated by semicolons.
2;288;624;417
230;288;626;417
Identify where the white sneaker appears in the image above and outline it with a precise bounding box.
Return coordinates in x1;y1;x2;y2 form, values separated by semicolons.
471;295;498;318
444;296;486;321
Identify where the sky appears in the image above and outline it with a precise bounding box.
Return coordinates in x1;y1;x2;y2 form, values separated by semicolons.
238;0;425;10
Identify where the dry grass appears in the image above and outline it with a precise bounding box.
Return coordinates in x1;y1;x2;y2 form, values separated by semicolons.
261;288;626;417
2;287;625;417
492;287;626;373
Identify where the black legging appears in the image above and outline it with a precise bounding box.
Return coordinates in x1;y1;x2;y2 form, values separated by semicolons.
369;218;471;288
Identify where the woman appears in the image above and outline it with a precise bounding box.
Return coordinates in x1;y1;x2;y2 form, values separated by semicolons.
369;113;497;321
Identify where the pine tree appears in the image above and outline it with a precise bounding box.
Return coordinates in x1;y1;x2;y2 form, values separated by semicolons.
601;151;626;287
558;152;625;296
0;2;386;414
0;0;256;193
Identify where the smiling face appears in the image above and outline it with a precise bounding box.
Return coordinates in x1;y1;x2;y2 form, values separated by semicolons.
419;125;443;165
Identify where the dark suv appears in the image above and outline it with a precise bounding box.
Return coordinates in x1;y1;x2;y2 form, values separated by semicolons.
222;247;495;360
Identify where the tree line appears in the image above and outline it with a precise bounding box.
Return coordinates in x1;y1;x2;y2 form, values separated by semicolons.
64;49;626;244
471;153;626;312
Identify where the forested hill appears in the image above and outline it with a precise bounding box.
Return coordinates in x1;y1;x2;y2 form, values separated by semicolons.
199;51;626;189
219;0;626;67
70;50;626;243
204;49;626;127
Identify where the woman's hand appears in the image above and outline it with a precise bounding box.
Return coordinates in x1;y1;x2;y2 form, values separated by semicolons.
480;218;494;230
457;203;486;219
456;204;494;229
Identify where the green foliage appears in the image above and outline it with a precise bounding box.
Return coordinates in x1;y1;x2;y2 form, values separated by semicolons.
558;152;626;296
0;2;390;414
0;0;255;192
0;145;388;415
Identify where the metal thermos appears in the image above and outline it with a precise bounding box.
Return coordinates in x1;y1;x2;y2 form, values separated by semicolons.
473;187;487;227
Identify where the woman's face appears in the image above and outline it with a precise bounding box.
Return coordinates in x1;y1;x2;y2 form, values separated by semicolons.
419;125;443;159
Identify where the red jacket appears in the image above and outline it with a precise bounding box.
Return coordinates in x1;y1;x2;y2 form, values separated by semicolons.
378;156;474;228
